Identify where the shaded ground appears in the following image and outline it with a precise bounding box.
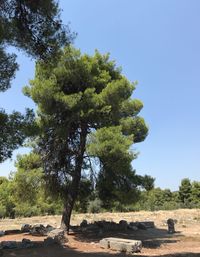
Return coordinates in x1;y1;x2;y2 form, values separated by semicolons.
1;209;200;256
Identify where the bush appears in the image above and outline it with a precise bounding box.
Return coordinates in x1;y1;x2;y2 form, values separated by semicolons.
38;201;62;215
14;204;40;217
161;201;182;210
87;198;102;213
0;204;6;218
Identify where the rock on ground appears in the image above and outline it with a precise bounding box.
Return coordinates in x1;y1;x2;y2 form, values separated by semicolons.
99;237;142;253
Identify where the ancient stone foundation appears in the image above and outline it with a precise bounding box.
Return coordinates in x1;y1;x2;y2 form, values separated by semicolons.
0;226;66;250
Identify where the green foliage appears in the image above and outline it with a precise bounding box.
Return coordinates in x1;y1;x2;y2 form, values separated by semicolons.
2;152;63;217
0;0;73;91
191;181;200;205
87;126;153;206
0;159;200;217
0;109;36;163
14;204;40;217
0;176;15;217
179;178;192;207
139;175;155;191
0;204;6;218
87;198;103;213
12;153;43;205
132;178;200;211
0;0;73;164
24;46;148;228
0;48;18;92
135;188;180;211
73;179;93;213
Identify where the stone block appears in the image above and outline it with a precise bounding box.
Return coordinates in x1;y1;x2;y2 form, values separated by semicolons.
129;221;155;229
99;237;142;253
21;224;32;233
1;241;17;249
0;231;5;237
4;229;21;235
109;241;127;252
44;237;56;246
47;228;67;244
21;238;34;248
128;225;138;231
167;218;175;234
80;219;88;227
119;220;128;231
99;238;110;249
30;224;47;236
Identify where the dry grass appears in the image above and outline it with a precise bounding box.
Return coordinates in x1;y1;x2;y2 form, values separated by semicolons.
0;208;199;230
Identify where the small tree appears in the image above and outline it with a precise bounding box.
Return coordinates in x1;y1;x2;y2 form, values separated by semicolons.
179;178;192;207
191;181;200;206
25;46;148;231
0;176;14;218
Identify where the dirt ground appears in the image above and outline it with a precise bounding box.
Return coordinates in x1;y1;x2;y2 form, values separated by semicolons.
0;209;200;257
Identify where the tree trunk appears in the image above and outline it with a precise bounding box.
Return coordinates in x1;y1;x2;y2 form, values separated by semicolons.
60;125;87;233
60;171;81;233
61;191;76;233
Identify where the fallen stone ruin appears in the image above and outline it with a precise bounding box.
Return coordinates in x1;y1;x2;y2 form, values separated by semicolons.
70;219;155;234
0;224;66;250
0;219;157;253
99;237;142;254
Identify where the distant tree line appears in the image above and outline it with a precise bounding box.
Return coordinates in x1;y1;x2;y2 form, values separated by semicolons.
0;154;199;218
133;178;200;212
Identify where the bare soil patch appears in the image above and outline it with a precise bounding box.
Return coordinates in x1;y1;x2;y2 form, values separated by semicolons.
1;209;200;256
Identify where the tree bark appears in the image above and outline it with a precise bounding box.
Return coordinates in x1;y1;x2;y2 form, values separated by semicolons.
61;125;87;233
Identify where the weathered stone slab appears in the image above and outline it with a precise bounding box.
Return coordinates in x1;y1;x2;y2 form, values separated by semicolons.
1;241;18;249
99;238;110;249
110;241;127;252
47;228;67;244
129;221;155;229
30;224;47;236
21;238;35;248
4;229;21;235
44;237;56;246
0;231;5;237
140;221;155;228
119;220;128;231
21;224;32;233
99;237;142;253
128;225;138;231
0;239;36;250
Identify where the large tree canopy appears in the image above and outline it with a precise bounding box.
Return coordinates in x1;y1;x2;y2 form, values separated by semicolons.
25;46;148;231
0;0;73;91
0;0;73;163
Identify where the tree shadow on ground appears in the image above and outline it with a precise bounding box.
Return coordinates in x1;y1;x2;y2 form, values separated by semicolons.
71;226;183;249
3;244;200;257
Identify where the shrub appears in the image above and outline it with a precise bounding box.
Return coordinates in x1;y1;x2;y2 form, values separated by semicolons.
14;204;40;217
87;198;102;213
0;204;6;218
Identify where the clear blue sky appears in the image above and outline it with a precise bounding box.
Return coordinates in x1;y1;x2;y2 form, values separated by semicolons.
0;0;200;190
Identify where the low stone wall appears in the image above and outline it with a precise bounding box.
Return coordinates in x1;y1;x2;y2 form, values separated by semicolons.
71;219;155;234
0;226;66;250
